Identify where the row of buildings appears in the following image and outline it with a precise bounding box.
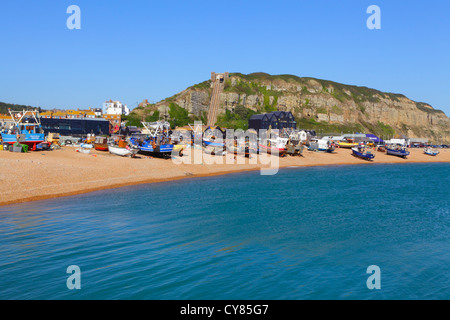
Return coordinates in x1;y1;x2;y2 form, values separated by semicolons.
0;100;130;136
40;100;129;119
39;100;130;134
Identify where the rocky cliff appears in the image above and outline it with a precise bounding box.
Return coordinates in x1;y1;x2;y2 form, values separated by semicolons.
134;72;450;142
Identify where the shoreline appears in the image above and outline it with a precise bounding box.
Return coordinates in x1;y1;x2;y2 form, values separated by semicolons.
1;147;449;207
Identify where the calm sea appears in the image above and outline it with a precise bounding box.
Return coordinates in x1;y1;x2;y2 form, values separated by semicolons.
0;163;448;300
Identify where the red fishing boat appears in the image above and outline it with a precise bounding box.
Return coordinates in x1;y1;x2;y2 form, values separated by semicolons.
94;136;109;151
258;137;288;156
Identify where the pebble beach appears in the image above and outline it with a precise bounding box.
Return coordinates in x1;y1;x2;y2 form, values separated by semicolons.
0;146;449;207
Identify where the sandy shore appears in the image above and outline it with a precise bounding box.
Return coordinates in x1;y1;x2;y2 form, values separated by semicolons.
0;146;449;206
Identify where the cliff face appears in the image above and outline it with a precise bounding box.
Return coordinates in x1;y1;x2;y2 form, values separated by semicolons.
138;72;449;142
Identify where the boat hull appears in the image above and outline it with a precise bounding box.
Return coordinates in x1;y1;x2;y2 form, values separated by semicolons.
1;133;45;150
258;144;286;156
140;143;174;154
108;145;138;157
203;140;225;147
352;148;375;160
386;148;410;158
318;146;335;153
338;142;359;148
94;143;109;151
77;148;91;154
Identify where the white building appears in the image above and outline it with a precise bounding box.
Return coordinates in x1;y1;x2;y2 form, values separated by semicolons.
386;138;406;146
103;100;130;116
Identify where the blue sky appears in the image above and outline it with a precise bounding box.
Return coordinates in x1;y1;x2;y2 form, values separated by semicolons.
0;0;449;115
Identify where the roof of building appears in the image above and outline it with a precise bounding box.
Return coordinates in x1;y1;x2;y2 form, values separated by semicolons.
52;112;67;117
249;114;268;120
66;110;83;115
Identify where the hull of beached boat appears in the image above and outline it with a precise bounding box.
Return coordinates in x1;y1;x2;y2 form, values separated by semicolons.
338;142;359;148
139;143;174;154
94;143;109;151
203;139;225;147
318;145;335;153
77;148;91;154
424;150;439;156
1;133;45;151
352;147;375;160
258;144;286;156
1;133;45;146
108;145;138;157
386;148;410;158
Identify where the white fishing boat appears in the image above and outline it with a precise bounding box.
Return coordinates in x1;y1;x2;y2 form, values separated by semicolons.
108;144;138;157
76;147;91;154
308;138;335;153
424;147;439;156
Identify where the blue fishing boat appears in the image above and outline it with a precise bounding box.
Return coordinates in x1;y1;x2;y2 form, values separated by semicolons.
1;109;44;151
203;139;225;147
139;141;174;154
423;147;439;156
131;121;175;158
386;144;410;158
352;146;375;161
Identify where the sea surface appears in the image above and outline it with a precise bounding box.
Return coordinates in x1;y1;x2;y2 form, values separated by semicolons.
0;163;449;300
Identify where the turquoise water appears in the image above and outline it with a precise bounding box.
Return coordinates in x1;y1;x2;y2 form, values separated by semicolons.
0;163;448;300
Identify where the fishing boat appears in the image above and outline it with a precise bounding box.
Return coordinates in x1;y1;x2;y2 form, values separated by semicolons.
131;121;176;158
285;140;303;156
308;139;335;153
337;140;359;148
76;147;91;154
258;137;288;156
0;109;45;151
108;138;138;157
352;146;375;161
258;144;286;156
94;136;109;151
139;140;174;154
203;138;225;148
386;144;410;158
283;130;306;156
423;147;439;156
